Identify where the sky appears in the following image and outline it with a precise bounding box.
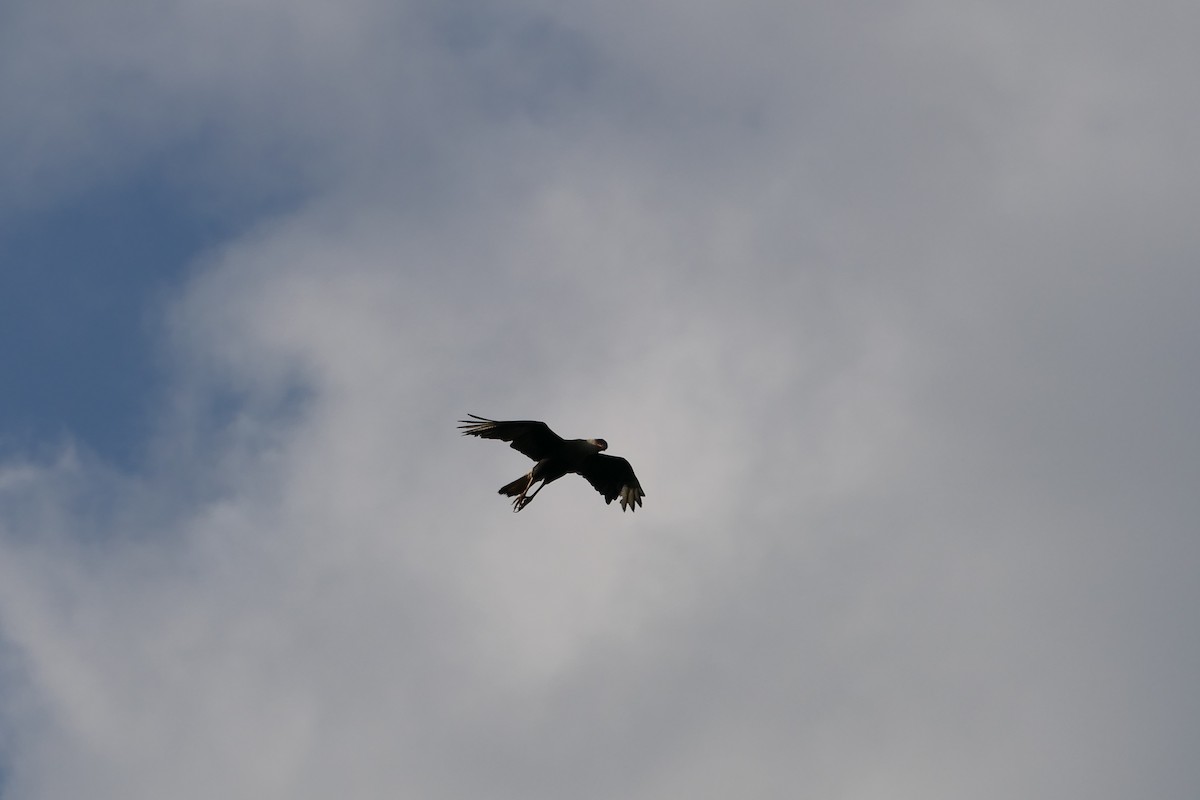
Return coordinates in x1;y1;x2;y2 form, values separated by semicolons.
1;0;1198;797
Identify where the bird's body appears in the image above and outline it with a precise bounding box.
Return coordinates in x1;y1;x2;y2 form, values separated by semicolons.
458;414;645;512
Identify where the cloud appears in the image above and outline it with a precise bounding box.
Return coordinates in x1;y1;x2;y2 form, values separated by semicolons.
2;0;1199;798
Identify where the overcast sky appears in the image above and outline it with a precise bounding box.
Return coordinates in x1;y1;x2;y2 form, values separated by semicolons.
1;0;1198;797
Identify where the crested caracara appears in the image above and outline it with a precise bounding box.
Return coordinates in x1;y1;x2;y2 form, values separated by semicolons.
458;414;645;512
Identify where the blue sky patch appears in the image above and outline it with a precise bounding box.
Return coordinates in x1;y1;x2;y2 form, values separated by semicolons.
0;172;227;469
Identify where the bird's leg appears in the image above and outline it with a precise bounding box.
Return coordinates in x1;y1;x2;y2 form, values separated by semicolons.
512;479;546;512
507;472;535;512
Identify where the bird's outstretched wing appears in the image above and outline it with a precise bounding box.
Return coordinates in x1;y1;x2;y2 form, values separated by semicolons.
578;454;645;512
457;414;565;461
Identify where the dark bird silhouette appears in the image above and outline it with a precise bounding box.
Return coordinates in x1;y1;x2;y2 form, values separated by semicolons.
458;414;645;512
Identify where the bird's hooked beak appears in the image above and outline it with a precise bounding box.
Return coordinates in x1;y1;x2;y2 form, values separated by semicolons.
591;438;608;452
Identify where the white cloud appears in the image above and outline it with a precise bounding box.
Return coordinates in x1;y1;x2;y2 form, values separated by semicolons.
2;0;1199;798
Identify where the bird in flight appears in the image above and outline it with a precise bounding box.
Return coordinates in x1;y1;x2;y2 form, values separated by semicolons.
458;414;645;512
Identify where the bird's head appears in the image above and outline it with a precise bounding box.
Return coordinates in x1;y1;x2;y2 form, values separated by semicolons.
588;438;609;452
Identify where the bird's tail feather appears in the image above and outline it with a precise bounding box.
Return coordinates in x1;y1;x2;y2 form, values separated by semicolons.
499;475;530;497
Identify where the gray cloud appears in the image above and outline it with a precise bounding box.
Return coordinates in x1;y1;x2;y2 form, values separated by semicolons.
2;0;1198;798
